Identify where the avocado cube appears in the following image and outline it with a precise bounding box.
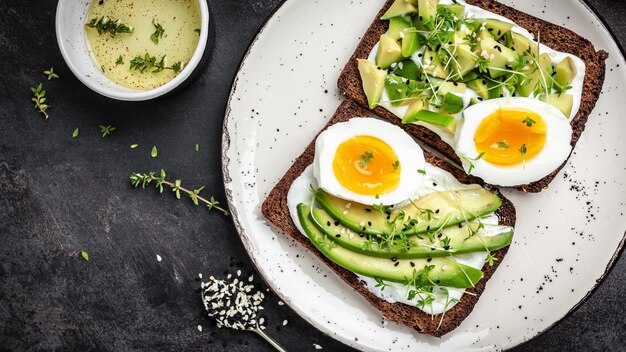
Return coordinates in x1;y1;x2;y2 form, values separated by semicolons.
479;36;519;78
516;53;553;97
401;27;421;57
449;45;478;80
403;95;430;122
481;19;514;40
357;59;386;109
539;93;574;118
467;78;489;100
422;48;449;79
554;56;578;86
388;16;412;40
417;0;438;28
438;81;467;95
438;3;465;17
376;34;404;69
509;32;538;58
381;0;417;20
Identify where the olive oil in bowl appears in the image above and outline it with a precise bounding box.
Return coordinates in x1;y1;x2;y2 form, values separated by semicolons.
85;0;201;90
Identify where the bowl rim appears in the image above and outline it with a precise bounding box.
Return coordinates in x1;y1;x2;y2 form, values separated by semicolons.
55;0;209;102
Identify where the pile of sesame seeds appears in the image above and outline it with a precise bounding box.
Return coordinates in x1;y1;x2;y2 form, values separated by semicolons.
201;272;265;331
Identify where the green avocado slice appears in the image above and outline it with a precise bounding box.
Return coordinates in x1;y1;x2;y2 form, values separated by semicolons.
314;188;502;237
297;204;484;288
310;206;513;259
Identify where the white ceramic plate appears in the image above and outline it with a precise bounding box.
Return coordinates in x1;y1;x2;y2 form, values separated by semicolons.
222;1;626;350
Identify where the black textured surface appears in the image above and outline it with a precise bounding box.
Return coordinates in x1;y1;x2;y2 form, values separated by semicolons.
0;0;624;351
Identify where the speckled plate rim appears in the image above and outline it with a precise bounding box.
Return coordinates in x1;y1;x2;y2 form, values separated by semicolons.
221;1;626;350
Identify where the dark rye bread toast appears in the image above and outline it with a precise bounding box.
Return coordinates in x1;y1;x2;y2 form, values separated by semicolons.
337;0;608;193
261;100;516;337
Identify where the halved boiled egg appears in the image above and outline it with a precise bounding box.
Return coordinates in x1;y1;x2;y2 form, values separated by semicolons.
313;118;426;206
455;97;573;186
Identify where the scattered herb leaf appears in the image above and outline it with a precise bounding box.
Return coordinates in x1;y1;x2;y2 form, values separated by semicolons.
115;55;124;66
496;141;509;149
522;116;536;127
100;125;116;138
72;128;79;138
358;151;374;168
43;68;59;80
195;144;199;152
417;169;426;175
151;146;158;158
86;17;133;37
130;144;138;149
81;250;89;261
150;19;165;44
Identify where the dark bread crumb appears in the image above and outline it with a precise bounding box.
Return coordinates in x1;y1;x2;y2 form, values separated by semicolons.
337;0;608;193
261;100;516;337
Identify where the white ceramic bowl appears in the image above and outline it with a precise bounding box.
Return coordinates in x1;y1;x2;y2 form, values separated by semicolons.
55;0;209;101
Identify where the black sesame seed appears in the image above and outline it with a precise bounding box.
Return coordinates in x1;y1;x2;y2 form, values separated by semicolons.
327;221;331;226
368;221;372;226
427;258;432;262
336;234;341;238
394;262;399;267
435;209;440;214
334;221;339;226
410;262;415;267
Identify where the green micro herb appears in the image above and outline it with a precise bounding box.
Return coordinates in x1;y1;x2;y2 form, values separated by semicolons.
359;151;374;168
72;128;79;138
460;152;485;175
417;169;426;175
130;53;184;74
31;83;49;120
100;125;116;137
130;144;138;149
519;144;527;156
43;67;59;80
86;17;134;37
486;252;498;266
374;277;392;291
115;55;124;66
150;20;165;44
496;141;509;149
81;250;89;261
522;116;536;127
130;169;229;216
195;144;199;152
392;160;400;171
476;58;489;74
151;146;158;158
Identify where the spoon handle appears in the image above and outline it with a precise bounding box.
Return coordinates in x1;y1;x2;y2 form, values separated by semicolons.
253;327;287;352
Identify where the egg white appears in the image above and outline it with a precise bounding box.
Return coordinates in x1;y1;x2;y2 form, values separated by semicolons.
455;97;573;187
313;118;426;206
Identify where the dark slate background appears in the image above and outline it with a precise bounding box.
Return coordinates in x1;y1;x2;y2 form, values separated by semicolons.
0;0;624;351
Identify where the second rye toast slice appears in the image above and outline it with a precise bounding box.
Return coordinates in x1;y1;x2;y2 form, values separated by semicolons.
338;0;608;193
261;100;516;337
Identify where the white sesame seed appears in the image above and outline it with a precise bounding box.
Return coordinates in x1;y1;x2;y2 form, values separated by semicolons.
197;325;203;332
342;210;348;215
314;344;323;350
345;203;351;209
259;317;265;325
156;255;162;262
278;301;284;306
198;273;203;279
237;270;241;277
282;320;288;326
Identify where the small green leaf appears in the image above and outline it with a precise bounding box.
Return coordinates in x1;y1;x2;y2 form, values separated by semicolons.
195;144;199;152
151;146;158;158
130;144;138;149
81;250;89;261
72;128;79;138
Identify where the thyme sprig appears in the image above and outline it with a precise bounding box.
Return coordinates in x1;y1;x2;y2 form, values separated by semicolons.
43;68;59;80
86;16;134;37
459;152;485;175
129;53;184;74
31;83;49;120
130;170;229;216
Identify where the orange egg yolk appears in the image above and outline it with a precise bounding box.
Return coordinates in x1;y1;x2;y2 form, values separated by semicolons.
332;135;401;196
474;108;548;166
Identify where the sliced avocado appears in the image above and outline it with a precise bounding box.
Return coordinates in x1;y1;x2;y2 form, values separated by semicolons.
393;59;422;80
554;56;578;86
402;94;429;121
516;53;553;97
417;0;438;28
487;79;504;99
449;45;478;80
479;36;519;78
509;32;538;58
376;34;404;69
357;59;386;109
388;16;412;40
384;74;418;106
438;3;465;17
314;188;502;237
467;78;489;100
440;92;464;114
381;0;417;20
403;109;455;126
401;27;422;57
539;93;574;118
310;207;513;259
422;48;449;79
297;204;484;287
480;19;514;40
438;81;467;95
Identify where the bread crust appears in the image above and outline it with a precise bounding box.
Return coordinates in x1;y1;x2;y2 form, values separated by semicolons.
261;100;516;337
337;0;608;193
